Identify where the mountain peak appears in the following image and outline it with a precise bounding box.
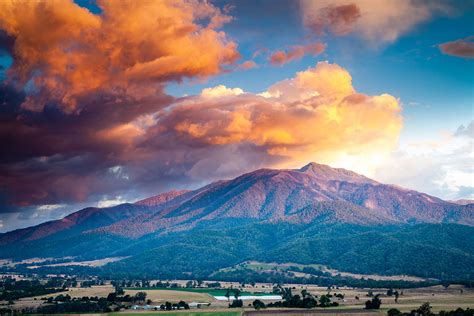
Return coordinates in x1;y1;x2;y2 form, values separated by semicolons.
298;162;376;184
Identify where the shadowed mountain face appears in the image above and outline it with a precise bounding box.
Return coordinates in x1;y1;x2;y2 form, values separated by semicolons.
1;162;473;244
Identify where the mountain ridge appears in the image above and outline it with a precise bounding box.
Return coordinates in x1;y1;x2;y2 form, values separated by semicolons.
0;163;473;281
1;162;472;243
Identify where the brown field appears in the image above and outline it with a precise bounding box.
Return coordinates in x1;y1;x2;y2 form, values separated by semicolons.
3;282;473;314
125;289;213;304
10;285;116;310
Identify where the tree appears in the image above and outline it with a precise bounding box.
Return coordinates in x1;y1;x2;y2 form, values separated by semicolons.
233;288;241;300
282;287;293;301
319;294;331;307
387;308;401;316
225;288;231;302
365;294;382;309
106;292;116;302
134;292;147;303
253;299;266;310
229;299;243;308
301;289;308;298
416;302;433;316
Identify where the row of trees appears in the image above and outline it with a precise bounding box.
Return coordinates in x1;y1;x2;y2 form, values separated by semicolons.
0;278;63;301
246;288;341;310
388;303;473;316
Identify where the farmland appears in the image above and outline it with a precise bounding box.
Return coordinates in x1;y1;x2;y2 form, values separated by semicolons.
2;278;472;315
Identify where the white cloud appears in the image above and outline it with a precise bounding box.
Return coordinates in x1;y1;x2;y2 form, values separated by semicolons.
201;85;244;98
37;204;66;211
97;196;128;208
372;124;474;200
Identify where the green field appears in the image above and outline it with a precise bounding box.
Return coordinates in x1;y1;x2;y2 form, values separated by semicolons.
124;288;272;296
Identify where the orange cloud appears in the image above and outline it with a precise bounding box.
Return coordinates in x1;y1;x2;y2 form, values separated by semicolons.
239;60;257;70
160;62;402;167
269;42;326;66
0;0;239;112
439;37;474;59
301;0;451;44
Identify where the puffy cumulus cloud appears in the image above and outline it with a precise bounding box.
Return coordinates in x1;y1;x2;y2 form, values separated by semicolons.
439;37;474;59
201;85;244;98
0;0;239;112
155;62;402;169
300;0;451;44
269;42;326;66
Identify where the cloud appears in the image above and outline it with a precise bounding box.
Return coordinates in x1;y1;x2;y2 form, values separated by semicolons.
153;62;402;171
239;60;257;70
201;85;244;98
37;204;66;211
303;3;361;36
300;0;451;44
97;196;127;208
374;122;474;200
439;37;474;59
0;0;239;113
269;42;326;66
1;62;401;211
0;0;240;210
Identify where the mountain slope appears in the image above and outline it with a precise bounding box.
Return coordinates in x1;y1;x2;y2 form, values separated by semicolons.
93;162;473;237
1;162;472;243
0;162;473;281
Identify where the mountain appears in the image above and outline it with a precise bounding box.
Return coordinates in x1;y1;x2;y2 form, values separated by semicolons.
90;162;472;237
0;163;473;281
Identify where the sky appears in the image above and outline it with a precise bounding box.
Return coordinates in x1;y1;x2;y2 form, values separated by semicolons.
0;0;473;232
